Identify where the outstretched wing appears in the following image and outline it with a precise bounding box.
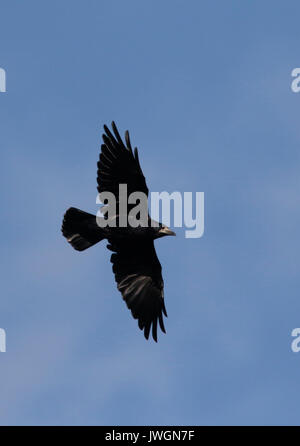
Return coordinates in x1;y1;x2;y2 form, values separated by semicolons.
108;240;167;342
97;121;148;199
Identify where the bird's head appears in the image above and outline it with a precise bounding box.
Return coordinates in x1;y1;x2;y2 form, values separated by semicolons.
151;221;176;239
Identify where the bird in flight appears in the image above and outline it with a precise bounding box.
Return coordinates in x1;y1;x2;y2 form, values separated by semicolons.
61;122;175;341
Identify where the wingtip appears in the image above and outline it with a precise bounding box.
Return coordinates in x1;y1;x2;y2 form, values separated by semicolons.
162;301;168;318
125;130;133;153
144;323;151;340
152;318;158;342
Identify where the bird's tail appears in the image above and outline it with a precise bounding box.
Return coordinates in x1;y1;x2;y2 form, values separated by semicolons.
61;207;105;251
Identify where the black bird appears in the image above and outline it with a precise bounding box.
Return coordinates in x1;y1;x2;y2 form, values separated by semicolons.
61;122;175;341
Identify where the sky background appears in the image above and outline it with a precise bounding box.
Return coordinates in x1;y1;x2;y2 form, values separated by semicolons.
1;0;300;426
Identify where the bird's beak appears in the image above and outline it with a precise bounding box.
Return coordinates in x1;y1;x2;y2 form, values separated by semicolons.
159;226;176;236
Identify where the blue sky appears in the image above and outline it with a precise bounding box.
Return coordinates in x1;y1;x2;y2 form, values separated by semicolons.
1;0;300;425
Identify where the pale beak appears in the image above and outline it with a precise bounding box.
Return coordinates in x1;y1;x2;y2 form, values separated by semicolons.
159;226;176;236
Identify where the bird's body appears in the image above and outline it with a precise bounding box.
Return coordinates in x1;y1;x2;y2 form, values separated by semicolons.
61;122;175;341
